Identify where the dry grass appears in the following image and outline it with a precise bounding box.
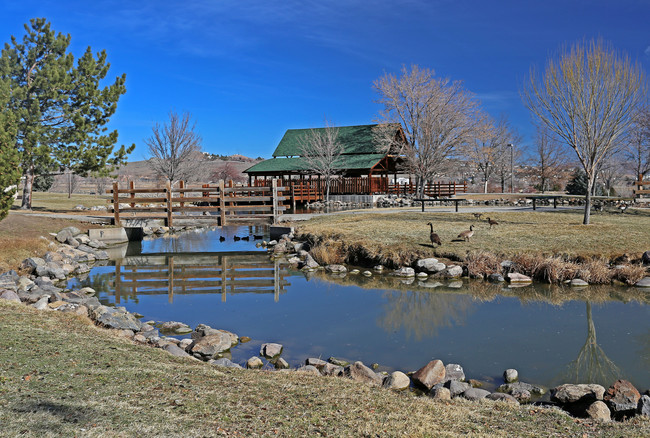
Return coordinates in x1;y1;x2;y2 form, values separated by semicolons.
1;301;648;437
0;212;97;273
16;192;108;212
465;251;501;278
297;210;650;282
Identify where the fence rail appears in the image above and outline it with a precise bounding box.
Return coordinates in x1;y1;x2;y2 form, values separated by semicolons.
634;174;650;197
108;179;286;226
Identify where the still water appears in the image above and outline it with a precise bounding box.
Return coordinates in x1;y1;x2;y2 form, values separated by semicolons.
69;226;650;392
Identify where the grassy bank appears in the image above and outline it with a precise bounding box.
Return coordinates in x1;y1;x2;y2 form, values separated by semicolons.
1;301;648;437
297;210;650;272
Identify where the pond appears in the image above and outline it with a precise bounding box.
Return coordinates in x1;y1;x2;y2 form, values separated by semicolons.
69;225;650;393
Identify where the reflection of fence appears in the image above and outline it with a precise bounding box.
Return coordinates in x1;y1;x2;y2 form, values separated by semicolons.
108;180;286;226
111;253;290;303
255;177;467;202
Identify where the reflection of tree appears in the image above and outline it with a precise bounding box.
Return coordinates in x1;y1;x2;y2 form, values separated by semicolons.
561;301;620;386
636;329;650;369
378;291;475;341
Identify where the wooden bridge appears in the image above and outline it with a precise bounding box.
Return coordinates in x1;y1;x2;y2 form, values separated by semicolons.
111;252;291;303
634;174;650;200
108;180;287;226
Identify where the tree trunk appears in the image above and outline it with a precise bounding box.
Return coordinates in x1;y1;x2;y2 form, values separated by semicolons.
325;176;331;203
500;175;505;193
21;165;34;210
583;174;594;225
483;178;488;194
540;177;546;193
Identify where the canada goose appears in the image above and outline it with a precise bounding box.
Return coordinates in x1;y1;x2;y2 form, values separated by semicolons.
457;225;475;242
253;235;264;240
472;213;483;220
486;217;499;229
619;203;628;213
233;236;241;241
426;222;442;247
219;236;225;242
241;236;250;241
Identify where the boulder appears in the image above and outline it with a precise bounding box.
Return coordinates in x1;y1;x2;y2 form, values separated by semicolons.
498;381;546;396
21;257;46;274
246;356;264;369
303;254;319;269
32;296;50;310
56;229;73;243
328;357;349;367
506;272;532;283
160;321;192;334
570;278;589;287
486;393;519;405
638;395;650;417
550;384;605;404
343;361;382;386
260;342;283;359
306;357;328;368
0;290;20;302
210;358;243;369
325;264;347;274
462;388;491;401
444;364;465;382
90;306;142;332
297;365;321;375
604;379;641;416
394;267;415;277
446;380;470;398
443;265;463;278
274;358;290;370
382;371;410;391
634;277;650;287
188;332;233;359
163;344;192;358
416;258;446;273
642;250;650;265
586;401;611;422
510;388;531;403
321;363;343;377
488;273;505;282
430;387;451;400
412;360;446;390
504;369;519;383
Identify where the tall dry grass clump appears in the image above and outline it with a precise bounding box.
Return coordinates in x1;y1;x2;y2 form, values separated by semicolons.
613;264;648;285
309;238;346;265
534;257;577;284
465;251;501;278
575;258;613;284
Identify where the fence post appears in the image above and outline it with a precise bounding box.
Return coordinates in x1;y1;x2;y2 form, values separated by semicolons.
179;180;185;210
272;178;279;224
112;181;120;226
166;180;173;227
129;180;135;208
219;180;226;226
291;183;296;212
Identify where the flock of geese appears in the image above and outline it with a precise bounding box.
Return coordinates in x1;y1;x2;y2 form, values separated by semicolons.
219;234;264;242
427;214;499;247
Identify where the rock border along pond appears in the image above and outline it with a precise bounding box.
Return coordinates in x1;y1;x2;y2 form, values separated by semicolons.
0;225;648;424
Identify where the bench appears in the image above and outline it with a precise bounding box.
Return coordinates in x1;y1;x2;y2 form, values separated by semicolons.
415;197;467;212
525;196;562;210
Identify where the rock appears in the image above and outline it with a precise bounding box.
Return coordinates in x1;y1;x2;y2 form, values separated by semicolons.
416;272;428;279
16;277;34;291
412;360;446;390
21;257;46;273
306;357;328;368
382;371;410;391
303;254;319;269
506;272;532;283
321;363;343;377
642;251;650;265
210;358;243;369
486;393;519;405
503;369;519;383
362;271;372;277
0;290;20;302
445;364;465;382
90;306;142;331
343;361;382;386
164;344;192;358
488;273;505;282
373;265;384;272
178;338;193;350
416;258;446;273
430;387;451;400
468;379;483;388
570;278;589;287
604;379;641;416
246;356;264;369
56;229;73;243
638;395;650;416
274;358;290;370
634;277;650;287
325;264;347;274
444;265;463;278
462;388;491;401
550;384;605;404
32;296;50;310
188;332;233;359
394;267;415;277
328;357;349;367
498;381;546;396
297;365;321;375
586;401;611;422
66;236;80;248
160;321;192;334
510;388;531;403
260;342;283;358
446;380;470;398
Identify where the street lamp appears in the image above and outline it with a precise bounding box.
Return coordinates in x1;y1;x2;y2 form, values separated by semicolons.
507;143;514;193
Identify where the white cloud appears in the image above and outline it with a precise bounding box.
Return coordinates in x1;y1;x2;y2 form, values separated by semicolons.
645;45;650;56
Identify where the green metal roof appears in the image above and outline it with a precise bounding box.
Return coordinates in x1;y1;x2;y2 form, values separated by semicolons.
244;154;387;175
272;123;402;157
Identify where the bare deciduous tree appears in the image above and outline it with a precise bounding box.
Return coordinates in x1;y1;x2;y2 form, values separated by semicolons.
92;174;110;195
145;111;202;185
213;161;242;183
64;168;79;198
531;125;568;193
522;39;646;224
625;105;650;181
297;119;342;203
374;65;479;197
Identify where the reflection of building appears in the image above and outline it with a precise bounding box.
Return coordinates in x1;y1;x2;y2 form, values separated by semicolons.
111;252;290;303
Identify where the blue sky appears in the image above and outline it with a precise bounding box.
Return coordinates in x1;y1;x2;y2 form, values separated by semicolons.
1;0;649;160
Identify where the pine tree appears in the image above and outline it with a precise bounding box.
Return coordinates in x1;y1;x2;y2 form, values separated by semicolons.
0;18;134;209
0;79;21;221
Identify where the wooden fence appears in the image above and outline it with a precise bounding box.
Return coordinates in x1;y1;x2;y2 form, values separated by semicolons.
634;174;650;198
108;180;286;226
111;253;290;303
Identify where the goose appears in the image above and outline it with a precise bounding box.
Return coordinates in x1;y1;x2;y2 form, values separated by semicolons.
219;236;225;242
426;222;442;247
472;213;483;220
619;203;628;213
253;235;264;240
233;236;241;241
486;217;499;229
241;236;250;241
457;225;475;242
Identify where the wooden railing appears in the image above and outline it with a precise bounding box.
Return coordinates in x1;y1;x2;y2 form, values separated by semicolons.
108;180;286;226
112;253;290;303
634;174;650;198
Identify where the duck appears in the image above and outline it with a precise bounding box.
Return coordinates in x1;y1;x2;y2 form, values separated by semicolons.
457;225;475;242
253;235;264;240
219;236;225;242
241;236;250;241
486;217;499;229
233;236;241;241
426;222;442;247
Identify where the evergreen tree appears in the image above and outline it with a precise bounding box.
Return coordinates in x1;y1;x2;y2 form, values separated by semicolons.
0;79;21;221
33;174;54;192
0;18;134;209
566;169;603;196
